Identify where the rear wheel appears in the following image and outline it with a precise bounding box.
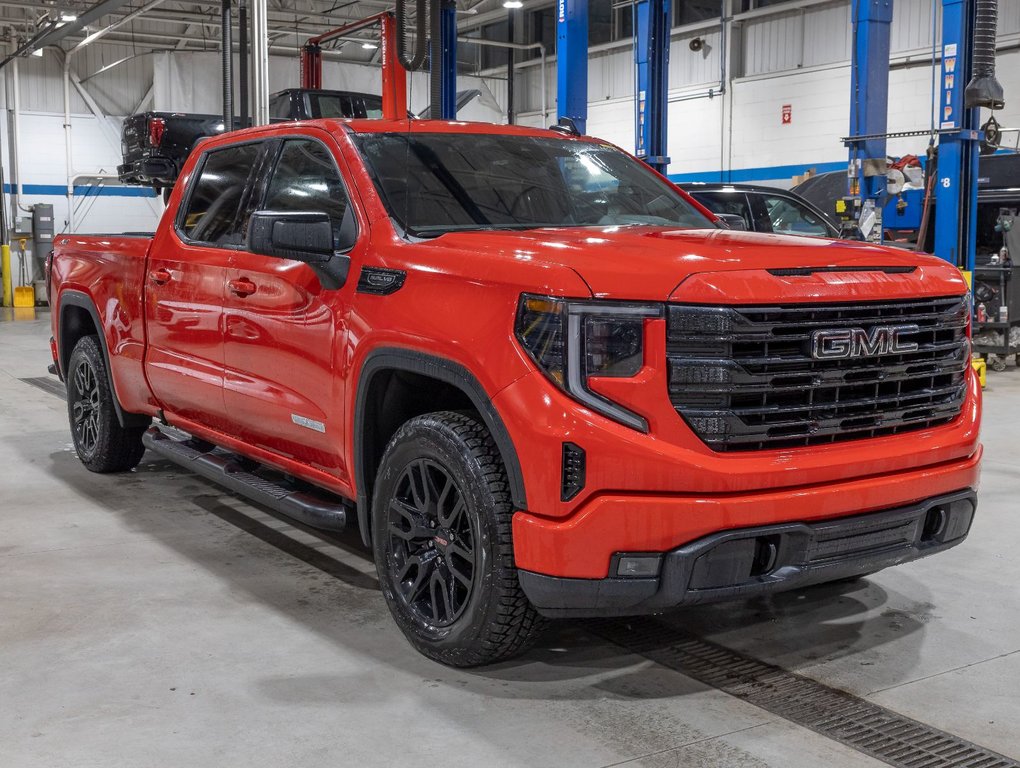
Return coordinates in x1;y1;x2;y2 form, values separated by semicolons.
66;335;146;473
372;411;543;667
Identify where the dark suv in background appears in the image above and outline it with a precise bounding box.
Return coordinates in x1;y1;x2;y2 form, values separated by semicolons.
680;182;841;238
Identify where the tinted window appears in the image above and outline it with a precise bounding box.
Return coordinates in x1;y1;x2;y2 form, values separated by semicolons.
690;191;754;231
355;133;712;237
180;143;263;246
263;139;351;247
309;93;384;119
758;194;832;237
269;94;293;120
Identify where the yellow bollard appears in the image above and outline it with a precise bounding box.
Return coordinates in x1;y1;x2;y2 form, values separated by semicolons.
1;243;11;308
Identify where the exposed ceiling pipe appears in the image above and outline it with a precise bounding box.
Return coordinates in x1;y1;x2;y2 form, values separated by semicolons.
251;0;269;124
238;0;248;128
221;0;233;129
13;0;137;56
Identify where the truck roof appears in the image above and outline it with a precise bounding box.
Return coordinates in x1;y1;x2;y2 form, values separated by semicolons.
221;118;598;142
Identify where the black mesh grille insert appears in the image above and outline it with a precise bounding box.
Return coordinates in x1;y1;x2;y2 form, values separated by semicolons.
667;296;970;451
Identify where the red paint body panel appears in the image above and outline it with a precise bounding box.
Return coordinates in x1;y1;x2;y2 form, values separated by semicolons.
511;447;983;579
49;235;159;416
49;119;982;586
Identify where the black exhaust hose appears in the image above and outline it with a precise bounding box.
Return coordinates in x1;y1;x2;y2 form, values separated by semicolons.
429;0;443;115
396;0;428;71
238;0;248;128
221;0;233;129
965;0;1005;110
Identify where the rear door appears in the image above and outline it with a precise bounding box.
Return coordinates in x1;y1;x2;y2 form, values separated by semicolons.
144;140;269;431
221;134;358;479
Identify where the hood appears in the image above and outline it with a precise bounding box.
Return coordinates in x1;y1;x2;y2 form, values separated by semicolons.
430;226;967;302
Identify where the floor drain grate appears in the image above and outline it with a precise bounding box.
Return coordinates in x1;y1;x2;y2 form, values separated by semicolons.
590;619;1019;768
20;377;66;400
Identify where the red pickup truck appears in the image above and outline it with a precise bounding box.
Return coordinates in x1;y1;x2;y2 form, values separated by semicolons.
49;119;981;667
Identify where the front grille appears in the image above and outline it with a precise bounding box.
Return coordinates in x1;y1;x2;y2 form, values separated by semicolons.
667;296;970;451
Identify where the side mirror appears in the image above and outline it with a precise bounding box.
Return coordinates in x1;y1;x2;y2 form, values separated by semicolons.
715;213;747;231
248;210;351;290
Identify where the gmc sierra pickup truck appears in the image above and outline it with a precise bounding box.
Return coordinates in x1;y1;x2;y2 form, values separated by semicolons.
50;119;981;667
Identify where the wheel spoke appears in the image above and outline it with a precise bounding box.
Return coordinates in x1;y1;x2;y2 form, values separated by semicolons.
408;460;431;509
397;555;434;603
435;474;454;525
389;499;431;541
430;569;450;623
447;556;473;589
444;498;467;530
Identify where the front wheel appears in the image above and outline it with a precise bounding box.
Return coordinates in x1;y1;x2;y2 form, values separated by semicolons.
66;335;146;473
372;411;543;667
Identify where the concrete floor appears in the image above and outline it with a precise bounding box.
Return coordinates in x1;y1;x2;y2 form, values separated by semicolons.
1;307;1018;768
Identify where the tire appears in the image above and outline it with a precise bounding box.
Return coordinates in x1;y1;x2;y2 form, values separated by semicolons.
372;411;543;667
66;335;146;473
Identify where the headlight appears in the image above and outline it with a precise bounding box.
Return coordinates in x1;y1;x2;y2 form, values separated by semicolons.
515;294;661;431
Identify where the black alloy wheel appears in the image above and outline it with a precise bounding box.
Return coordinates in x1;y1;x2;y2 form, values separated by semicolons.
65;335;146;473
387;459;477;627
71;357;102;457
372;411;543;667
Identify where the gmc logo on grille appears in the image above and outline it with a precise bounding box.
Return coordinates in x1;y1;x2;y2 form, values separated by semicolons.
811;324;920;359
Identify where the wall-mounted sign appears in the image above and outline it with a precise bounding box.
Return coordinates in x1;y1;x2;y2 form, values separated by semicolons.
782;104;792;125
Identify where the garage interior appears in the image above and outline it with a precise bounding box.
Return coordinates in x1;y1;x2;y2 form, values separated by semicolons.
1;0;1019;766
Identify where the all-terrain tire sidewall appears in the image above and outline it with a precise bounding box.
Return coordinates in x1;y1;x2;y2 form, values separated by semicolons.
372;412;536;666
66;335;145;473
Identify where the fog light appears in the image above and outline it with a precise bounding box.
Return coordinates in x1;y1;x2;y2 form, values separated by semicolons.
615;554;662;578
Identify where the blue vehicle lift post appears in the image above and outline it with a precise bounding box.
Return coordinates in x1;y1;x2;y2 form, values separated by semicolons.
845;0;893;243
440;0;457;119
933;0;981;272
633;0;672;174
556;0;588;132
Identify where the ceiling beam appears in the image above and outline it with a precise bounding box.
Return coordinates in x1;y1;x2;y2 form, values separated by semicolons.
20;0;138;51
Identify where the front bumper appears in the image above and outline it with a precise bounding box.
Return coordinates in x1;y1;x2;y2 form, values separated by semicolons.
519;489;977;618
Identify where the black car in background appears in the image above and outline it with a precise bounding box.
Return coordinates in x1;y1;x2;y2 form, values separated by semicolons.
680;182;841;239
118;89;383;196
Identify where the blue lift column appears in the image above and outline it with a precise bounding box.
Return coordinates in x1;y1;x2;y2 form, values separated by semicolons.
440;1;457;119
633;0;672;174
933;0;981;271
556;0;588;132
845;0;893;243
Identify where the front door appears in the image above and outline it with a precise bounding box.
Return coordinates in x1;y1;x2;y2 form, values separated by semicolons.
145;140;267;431
222;134;356;480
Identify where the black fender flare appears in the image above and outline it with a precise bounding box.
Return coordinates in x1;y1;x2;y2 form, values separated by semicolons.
58;290;151;429
353;348;527;545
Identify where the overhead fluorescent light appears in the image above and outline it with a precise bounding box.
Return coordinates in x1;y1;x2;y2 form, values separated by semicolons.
361;41;378;49
503;0;524;8
60;12;78;22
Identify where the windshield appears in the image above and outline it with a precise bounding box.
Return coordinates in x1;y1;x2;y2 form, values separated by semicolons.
353;132;714;237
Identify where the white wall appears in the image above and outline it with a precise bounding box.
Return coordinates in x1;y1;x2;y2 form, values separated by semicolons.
502;0;1020;187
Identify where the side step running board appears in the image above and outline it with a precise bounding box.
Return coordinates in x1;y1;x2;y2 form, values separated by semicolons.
142;427;348;532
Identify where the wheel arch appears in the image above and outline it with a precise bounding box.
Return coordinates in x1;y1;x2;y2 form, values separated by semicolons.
353;348;527;547
58;290;150;429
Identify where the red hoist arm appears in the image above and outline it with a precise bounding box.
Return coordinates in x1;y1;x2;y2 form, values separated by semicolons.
299;11;407;120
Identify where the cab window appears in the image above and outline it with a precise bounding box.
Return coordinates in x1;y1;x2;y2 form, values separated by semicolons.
179;142;265;247
262;138;354;249
689;191;754;232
